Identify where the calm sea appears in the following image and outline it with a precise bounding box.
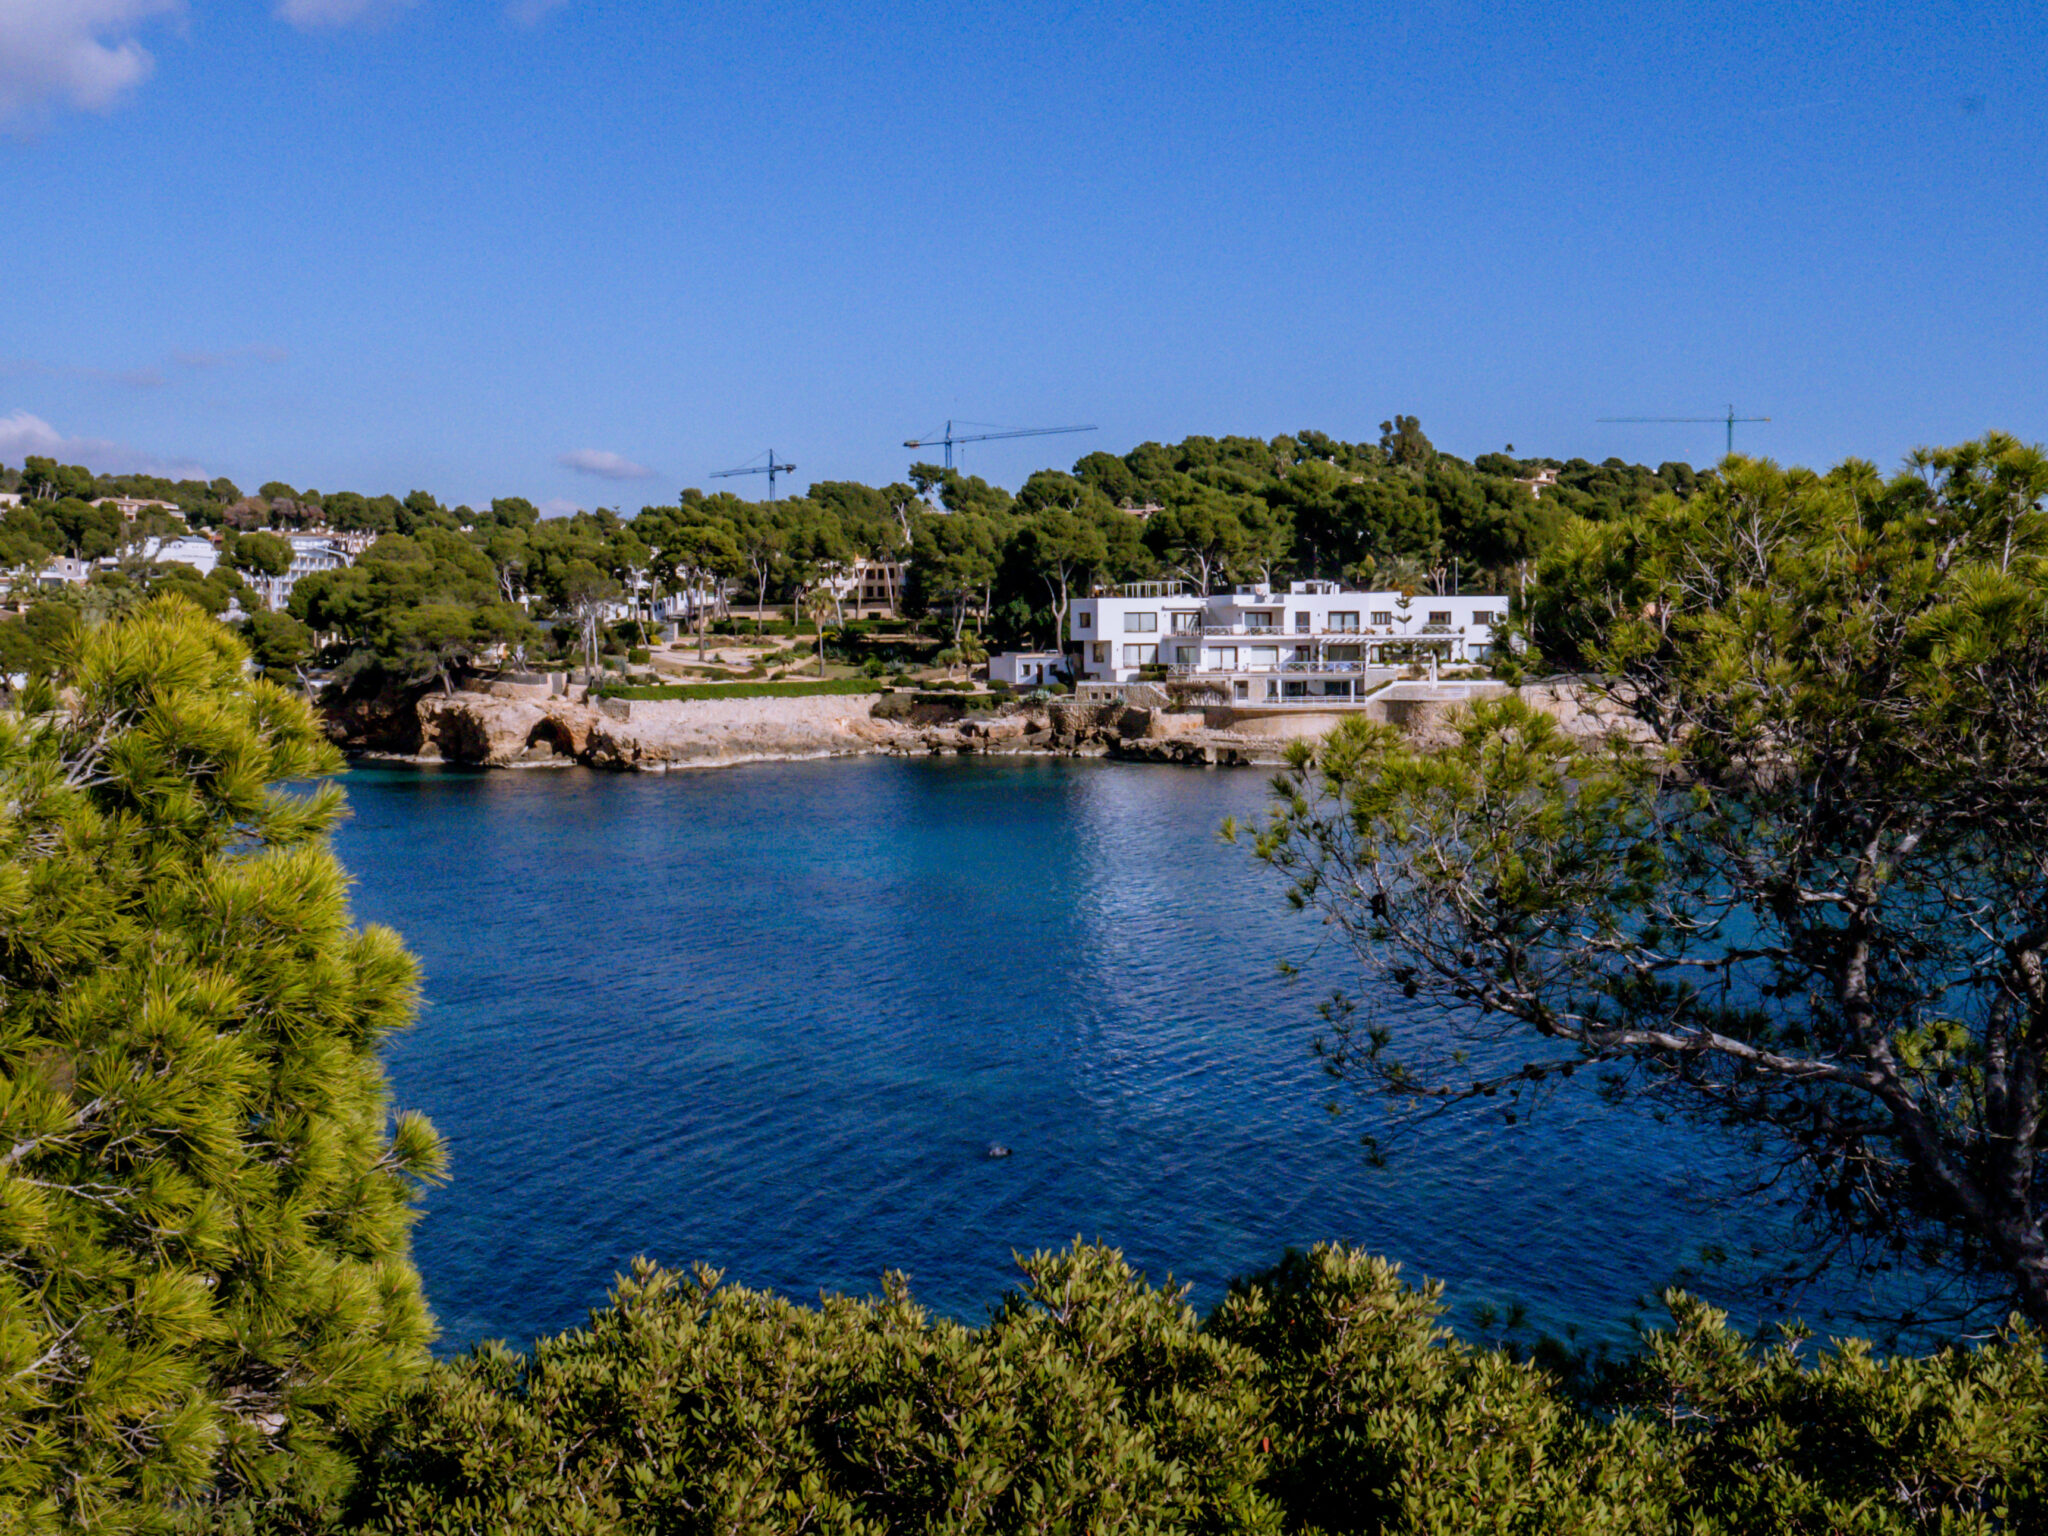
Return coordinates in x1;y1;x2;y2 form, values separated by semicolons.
333;757;1817;1353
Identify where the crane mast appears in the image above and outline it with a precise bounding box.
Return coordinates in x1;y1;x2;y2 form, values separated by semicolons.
709;448;796;500
902;420;1097;472
1597;405;1771;459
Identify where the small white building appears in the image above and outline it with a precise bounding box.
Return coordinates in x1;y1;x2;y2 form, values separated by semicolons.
1069;579;1506;702
653;580;730;626
990;650;1065;688
137;534;220;576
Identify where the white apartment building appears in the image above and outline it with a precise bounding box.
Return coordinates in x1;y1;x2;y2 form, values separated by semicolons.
1069;579;1506;703
246;532;354;612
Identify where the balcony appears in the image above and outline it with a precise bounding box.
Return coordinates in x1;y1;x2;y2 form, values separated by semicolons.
1198;622;1393;638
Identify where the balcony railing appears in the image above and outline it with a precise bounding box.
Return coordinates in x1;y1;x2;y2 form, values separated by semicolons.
1196;622;1431;638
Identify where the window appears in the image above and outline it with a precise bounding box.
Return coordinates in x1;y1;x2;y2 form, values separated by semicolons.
1329;645;1361;662
1428;611;1452;626
1124;612;1157;633
1249;645;1279;668
1092;641;1109;663
1294;612;1311;633
1076;611;1091;629
1329;611;1359;632
1175;645;1198;664
1244;611;1277;631
1169;611;1201;632
1211;646;1238;670
1371;611;1393;626
1472;610;1495;627
1123;643;1158;666
1233;679;1249;701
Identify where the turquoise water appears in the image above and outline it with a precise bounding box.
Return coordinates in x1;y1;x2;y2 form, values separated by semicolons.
334;757;1774;1353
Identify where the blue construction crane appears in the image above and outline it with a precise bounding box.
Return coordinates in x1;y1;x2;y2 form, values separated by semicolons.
1598;405;1771;459
903;420;1096;472
710;448;796;500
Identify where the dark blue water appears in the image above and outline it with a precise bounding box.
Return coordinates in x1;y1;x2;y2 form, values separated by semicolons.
333;757;1788;1353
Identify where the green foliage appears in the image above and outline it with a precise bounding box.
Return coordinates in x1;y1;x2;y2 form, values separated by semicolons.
1249;435;2048;1327
0;603;82;679
0;598;439;1532
292;528;532;693
353;1240;2048;1534
227;530;293;579
240;609;316;683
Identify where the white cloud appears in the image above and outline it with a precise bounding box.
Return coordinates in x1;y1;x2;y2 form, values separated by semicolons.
0;409;204;477
274;0;416;29
505;0;565;25
557;448;656;481
0;0;182;126
1;356;164;387
171;343;288;368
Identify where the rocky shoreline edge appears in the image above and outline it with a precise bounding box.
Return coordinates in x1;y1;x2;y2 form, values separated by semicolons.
326;677;1616;773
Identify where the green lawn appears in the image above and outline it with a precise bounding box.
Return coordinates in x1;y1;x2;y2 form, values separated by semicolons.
595;678;884;701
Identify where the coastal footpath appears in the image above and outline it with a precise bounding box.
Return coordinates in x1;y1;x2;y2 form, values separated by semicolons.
326;676;1625;771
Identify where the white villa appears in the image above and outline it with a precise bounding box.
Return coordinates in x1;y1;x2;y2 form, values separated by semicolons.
1069;579;1506;703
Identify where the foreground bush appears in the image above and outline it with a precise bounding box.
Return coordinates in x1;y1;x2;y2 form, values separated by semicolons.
0;599;441;1533
354;1242;2048;1535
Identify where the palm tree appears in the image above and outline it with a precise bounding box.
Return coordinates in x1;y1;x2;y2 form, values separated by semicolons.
802;584;838;677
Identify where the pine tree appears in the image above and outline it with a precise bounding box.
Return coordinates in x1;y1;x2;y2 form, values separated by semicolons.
0;597;443;1532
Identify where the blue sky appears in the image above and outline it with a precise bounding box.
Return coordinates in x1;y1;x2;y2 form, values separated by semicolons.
3;0;2043;511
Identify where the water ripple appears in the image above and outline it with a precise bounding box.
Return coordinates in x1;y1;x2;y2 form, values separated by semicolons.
336;757;1788;1352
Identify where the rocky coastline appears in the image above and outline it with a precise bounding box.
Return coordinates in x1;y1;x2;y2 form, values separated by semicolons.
325;676;1617;773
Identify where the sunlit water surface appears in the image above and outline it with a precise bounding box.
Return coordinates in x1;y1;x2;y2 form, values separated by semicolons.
333;757;1828;1353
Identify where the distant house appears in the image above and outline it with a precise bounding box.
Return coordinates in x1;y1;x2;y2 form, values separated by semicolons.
35;557;93;590
990;650;1065;688
824;557;906;617
1512;467;1559;498
654;580;729;626
0;492;22;509
136;534;221;576
92;496;183;521
322;528;378;557
246;532;355;612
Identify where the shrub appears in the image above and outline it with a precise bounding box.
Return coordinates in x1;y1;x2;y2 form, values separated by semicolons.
626;646;651;664
350;1241;2048;1534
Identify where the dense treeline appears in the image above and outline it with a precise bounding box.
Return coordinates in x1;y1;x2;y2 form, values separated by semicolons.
3;422;1698;694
